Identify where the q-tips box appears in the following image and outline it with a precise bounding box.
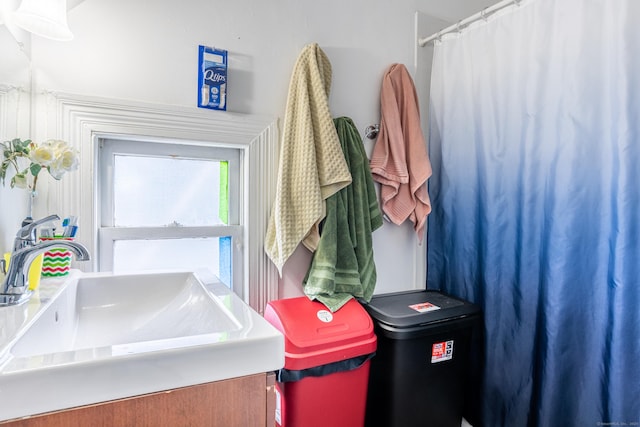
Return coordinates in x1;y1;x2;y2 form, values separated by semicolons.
198;45;227;111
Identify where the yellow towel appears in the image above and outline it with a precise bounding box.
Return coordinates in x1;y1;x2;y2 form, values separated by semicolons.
265;43;352;274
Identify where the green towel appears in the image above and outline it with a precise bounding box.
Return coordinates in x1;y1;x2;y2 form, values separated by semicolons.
303;117;383;312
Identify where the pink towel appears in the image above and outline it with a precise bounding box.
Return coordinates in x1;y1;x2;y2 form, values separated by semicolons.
369;63;432;242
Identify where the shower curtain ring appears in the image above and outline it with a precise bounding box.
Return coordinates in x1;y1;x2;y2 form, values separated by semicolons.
481;8;489;21
456;21;463;33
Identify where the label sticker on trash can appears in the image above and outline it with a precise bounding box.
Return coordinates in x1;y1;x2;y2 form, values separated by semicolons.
431;340;454;363
409;302;441;313
317;310;333;323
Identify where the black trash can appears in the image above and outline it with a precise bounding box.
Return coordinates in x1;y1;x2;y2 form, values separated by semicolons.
363;290;481;427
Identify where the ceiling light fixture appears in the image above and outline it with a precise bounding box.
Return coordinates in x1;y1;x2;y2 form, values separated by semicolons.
12;0;73;41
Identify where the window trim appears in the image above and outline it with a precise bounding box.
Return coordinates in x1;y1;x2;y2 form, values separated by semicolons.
43;92;279;313
97;137;242;288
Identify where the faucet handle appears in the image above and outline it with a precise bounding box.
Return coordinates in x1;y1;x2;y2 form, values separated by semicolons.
14;214;60;250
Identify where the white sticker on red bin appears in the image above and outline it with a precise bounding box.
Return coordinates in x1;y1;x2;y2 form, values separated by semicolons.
316;310;333;323
431;340;454;363
409;301;441;313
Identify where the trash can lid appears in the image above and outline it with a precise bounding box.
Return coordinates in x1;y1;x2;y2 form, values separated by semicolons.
264;297;376;371
363;290;480;329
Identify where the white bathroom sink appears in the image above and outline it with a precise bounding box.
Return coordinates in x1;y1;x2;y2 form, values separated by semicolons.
11;272;241;355
0;271;284;422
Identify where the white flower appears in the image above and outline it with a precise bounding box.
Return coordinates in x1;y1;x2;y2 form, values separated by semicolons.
2;138;79;193
48;144;79;179
59;147;79;172
48;161;65;180
29;144;55;166
46;140;68;155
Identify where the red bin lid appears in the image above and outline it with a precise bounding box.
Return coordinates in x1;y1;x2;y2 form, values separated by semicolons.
264;297;377;371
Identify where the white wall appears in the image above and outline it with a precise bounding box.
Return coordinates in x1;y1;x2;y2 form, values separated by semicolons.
1;0;496;297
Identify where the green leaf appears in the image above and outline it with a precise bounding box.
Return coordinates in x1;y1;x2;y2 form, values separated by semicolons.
20;142;30;154
0;162;7;184
11;139;28;154
30;163;42;177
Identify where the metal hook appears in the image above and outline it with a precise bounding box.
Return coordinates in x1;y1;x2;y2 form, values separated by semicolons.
364;124;380;140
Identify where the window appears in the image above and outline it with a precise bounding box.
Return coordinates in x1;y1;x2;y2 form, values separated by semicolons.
98;138;242;290
50;93;279;312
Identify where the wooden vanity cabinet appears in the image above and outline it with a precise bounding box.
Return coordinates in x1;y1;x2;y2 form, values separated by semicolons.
1;372;276;427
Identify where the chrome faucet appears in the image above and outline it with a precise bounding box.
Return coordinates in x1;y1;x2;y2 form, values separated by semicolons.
0;217;91;306
13;214;60;251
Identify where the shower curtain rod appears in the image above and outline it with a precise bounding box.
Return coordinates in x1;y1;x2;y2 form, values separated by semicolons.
418;0;522;47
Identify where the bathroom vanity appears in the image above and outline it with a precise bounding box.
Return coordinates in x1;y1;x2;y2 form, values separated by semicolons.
0;271;284;425
0;372;276;426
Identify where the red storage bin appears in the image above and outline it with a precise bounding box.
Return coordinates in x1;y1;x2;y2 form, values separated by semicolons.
264;297;377;427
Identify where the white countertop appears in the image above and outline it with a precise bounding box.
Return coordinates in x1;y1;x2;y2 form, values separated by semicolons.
0;271;80;357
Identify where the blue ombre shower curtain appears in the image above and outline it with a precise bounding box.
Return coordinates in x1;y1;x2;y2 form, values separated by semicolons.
427;0;640;426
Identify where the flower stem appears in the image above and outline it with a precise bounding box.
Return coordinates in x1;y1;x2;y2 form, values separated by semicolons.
32;173;39;193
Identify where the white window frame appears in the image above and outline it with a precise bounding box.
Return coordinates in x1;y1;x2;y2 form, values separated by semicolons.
42;92;279;313
97;137;243;291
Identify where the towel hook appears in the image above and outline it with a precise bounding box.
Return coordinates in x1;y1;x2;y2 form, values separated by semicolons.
364;124;380;140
